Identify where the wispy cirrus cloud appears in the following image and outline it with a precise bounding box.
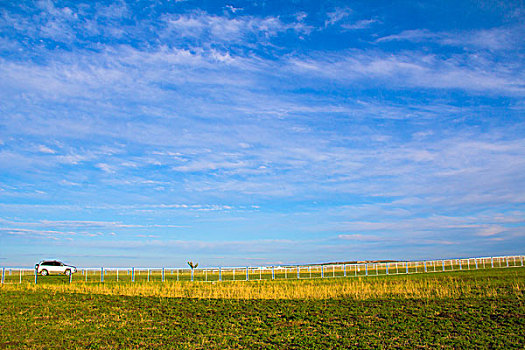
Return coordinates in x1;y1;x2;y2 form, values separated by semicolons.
0;227;76;240
288;50;525;95
377;27;523;51
341;19;378;30
37;144;56;154
325;7;353;27
0;218;186;229
161;10;313;43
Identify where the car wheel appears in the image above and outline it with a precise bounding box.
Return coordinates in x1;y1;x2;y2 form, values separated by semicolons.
65;269;71;276
41;269;48;276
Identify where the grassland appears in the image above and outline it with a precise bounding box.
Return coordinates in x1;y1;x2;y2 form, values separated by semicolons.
1;268;524;349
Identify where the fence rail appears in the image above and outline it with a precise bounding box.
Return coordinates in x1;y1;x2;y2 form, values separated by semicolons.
1;255;523;285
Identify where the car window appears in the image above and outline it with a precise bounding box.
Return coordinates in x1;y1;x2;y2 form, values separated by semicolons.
41;262;50;266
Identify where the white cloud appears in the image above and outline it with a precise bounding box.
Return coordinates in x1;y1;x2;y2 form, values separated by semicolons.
37;145;56;154
0;227;76;240
287;51;525;95
341;19;377;30
477;225;507;237
225;5;243;14
325;7;353;27
95;163;115;174
0;218;187;230
377;27;521;51
162;11;312;43
337;234;388;242
95;1;129;19
377;29;437;43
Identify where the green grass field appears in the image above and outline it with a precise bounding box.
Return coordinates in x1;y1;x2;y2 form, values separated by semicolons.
1;268;523;349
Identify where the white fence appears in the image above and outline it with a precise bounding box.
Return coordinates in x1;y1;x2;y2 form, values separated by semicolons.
1;255;523;284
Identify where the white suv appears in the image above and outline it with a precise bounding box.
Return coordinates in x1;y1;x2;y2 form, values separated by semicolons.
36;260;77;276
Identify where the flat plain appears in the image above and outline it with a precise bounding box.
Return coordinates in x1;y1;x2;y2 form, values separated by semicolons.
1;267;523;349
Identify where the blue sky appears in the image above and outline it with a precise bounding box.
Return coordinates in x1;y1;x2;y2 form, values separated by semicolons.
0;0;524;268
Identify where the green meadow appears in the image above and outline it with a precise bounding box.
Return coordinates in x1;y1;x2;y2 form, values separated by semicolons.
1;268;523;349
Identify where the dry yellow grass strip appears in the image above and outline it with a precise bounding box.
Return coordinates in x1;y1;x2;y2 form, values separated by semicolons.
2;274;523;300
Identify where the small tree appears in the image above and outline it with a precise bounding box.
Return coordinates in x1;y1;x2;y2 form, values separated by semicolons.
187;261;198;281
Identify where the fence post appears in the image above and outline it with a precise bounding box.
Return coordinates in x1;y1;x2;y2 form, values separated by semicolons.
424;261;427;272
386;263;389;275
506;257;509;267
491;257;494;268
147;269;150;282
85;269;87;282
101;267;104;283
521;256;524;266
219;267;222;281
1;267;4;284
132;267;135;282
459;260;462;270
246;267;249;281
321;265;324;278
191;269;194;282
19;269;22;284
69;270;72;284
297;266;300;279
272;266;275;280
35;267;38;284
162;268;165;282
442;260;445;271
475;259;478;269
343;264;346;277
365;263;368;276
